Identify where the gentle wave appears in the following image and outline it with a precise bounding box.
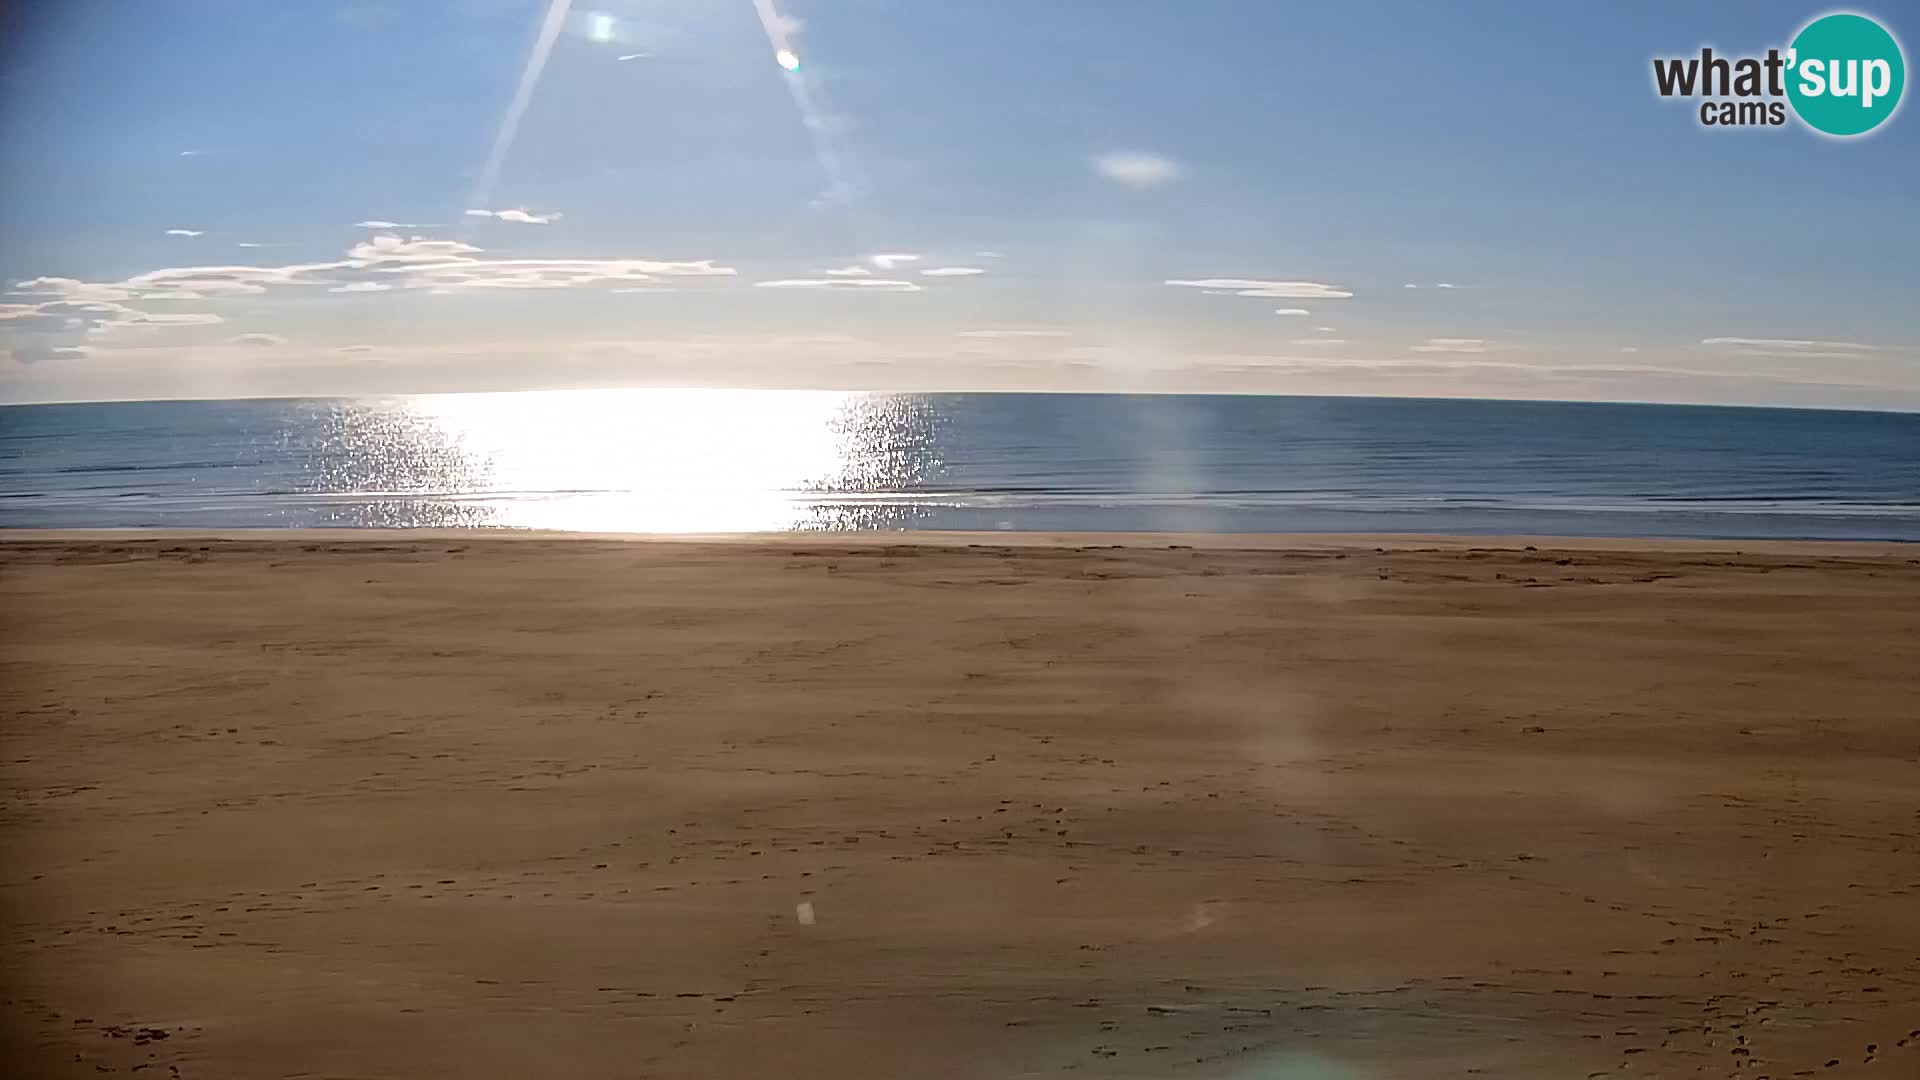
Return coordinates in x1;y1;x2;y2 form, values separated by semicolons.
4;391;1918;539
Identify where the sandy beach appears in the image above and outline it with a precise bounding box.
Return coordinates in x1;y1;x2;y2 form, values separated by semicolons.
3;531;1919;1079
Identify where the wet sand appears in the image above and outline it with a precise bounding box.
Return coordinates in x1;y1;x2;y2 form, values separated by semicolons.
4;532;1919;1078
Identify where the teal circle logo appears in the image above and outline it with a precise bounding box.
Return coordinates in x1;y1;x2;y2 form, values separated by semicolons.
1787;12;1906;136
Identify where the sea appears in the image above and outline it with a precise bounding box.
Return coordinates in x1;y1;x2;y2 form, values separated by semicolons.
2;390;1917;539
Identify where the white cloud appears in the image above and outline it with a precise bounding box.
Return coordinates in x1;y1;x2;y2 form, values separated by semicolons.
1290;338;1348;346
465;207;560;224
610;286;670;294
616;52;650;61
0;291;224;338
1435;282;1459;289
235;242;266;249
298;234;732;291
396;257;724;291
823;265;872;277
869;253;920;270
958;329;1068;338
1411;337;1489;353
497;209;559;225
1316;326;1338;333
974;251;1004;259
228;332;287;346
120;264;307;296
1167;279;1354;300
2;237;741;360
1273;308;1310;316
346;234;484;264
1701;337;1877;352
755;278;922;292
921;267;985;277
355;220;421;229
1092;151;1183;188
12;277;135;303
165;229;204;238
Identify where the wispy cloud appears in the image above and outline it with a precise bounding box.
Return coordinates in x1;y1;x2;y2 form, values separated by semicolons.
616;52;650;61
346;235;484;264
869;253;920;270
755;278;922;292
7;342;92;365
1167;278;1354;300
2;229;755;374
921;266;985;277
822;265;871;277
974;251;1004;259
1092;151;1183;188
323;235;733;291
130;312;224;327
1404;282;1462;290
1290;338;1348;346
1273;308;1310;316
1701;337;1877;352
0;291;224;336
1411;337;1489;353
228;332;287;346
164;229;204;238
465;207;561;224
12;277;135;303
355;220;424;229
8;235;736;339
121;264;310;296
399;259;723;291
958;329;1067;338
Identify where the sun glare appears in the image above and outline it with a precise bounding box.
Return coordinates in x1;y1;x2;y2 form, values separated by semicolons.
390;388;925;532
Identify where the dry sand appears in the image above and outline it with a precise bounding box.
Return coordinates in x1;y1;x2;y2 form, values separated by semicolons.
3;532;1919;1079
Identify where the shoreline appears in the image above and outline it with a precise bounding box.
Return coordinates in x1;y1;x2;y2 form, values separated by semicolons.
6;526;1919;557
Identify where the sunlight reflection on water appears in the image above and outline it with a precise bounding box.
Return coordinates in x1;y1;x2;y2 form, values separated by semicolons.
309;388;940;531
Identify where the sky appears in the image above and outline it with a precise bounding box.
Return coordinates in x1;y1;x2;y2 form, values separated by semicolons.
1;0;1916;408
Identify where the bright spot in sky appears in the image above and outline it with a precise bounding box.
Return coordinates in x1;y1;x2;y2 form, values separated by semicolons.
586;12;616;43
775;49;801;72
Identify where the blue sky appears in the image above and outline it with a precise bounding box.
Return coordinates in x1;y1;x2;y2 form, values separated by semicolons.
2;0;1916;407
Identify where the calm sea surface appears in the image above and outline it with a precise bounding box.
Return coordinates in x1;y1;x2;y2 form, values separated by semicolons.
2;391;1916;538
